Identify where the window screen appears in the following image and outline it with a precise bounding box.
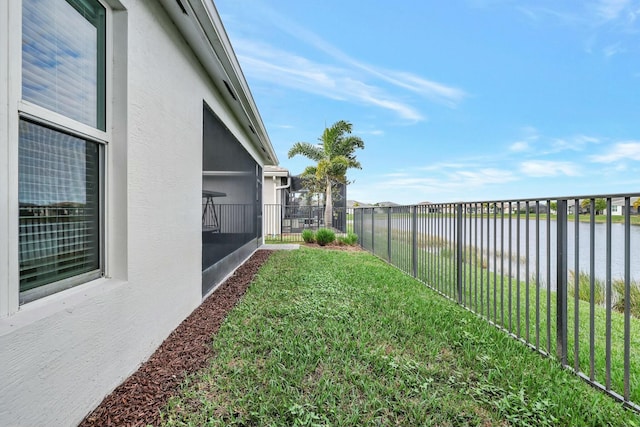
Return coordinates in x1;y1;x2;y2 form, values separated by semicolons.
18;120;101;294
202;104;261;293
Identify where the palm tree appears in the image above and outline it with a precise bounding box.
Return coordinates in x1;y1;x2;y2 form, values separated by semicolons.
288;120;364;228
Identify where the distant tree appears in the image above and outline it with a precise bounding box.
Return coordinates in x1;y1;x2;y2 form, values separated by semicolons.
288;120;364;228
549;201;557;212
581;198;607;214
581;199;590;210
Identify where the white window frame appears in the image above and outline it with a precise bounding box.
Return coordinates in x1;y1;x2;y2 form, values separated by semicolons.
0;0;116;316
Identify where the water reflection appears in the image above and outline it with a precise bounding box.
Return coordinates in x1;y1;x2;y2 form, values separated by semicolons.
383;215;640;285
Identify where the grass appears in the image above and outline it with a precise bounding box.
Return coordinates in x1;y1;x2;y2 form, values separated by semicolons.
162;248;639;426
384;235;640;406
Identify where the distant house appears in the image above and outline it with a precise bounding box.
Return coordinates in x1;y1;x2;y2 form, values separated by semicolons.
606;197;639;216
376;201;400;207
0;1;277;425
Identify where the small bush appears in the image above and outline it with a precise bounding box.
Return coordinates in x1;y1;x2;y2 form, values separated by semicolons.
569;270;605;305
315;228;336;246
338;232;358;246
301;229;315;243
613;279;640;318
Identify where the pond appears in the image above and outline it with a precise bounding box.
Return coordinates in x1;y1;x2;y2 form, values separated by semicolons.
382;215;640;285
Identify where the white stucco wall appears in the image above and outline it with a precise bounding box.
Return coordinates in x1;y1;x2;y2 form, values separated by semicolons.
0;1;266;425
263;176;275;205
262;168;290;236
263;177;280;236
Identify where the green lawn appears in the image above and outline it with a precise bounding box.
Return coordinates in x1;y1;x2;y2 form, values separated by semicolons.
162;248;639;426
379;230;640;407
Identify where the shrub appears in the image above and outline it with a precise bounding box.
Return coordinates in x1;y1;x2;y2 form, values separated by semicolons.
301;229;315;243
568;270;605;305
613;279;640;318
315;228;336;246
338;232;358;246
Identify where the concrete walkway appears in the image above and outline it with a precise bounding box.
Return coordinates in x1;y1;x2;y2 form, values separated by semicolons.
260;243;300;250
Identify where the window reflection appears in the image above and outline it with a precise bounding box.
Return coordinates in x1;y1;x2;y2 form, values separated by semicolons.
18;120;101;292
22;0;106;129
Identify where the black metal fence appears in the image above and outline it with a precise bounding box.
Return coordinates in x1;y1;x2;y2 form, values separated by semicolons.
355;194;640;412
263;204;349;242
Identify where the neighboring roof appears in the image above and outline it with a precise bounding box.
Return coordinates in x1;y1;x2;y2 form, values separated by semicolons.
346;200;374;208
159;0;278;165
376;201;400;207
611;196;639;207
264;165;290;177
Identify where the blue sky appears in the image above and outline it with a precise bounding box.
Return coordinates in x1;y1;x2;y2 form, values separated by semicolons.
215;0;640;204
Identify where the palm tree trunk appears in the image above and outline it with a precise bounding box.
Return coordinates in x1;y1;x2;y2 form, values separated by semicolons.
324;179;332;229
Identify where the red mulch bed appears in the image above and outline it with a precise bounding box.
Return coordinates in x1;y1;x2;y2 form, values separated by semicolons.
301;242;363;252
79;249;273;427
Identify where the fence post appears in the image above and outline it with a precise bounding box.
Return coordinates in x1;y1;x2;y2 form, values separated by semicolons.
556;199;568;364
360;209;364;248
371;208;375;253
412;206;418;277
387;207;392;262
360;209;364;249
456;203;463;304
280;204;283;242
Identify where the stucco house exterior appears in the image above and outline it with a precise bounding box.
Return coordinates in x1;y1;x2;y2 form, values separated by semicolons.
263;165;292;206
608;197;639;216
0;0;277;425
263;165;291;237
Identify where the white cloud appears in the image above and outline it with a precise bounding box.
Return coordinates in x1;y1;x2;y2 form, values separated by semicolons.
595;0;631;20
456;168;517;184
510;141;530;152
603;42;625;57
517;6;586;25
520;161;581;177
377;71;467;107
238;3;467;109
359;129;385;136
517;1;638;58
380;168;516;194
507;126;541;152
521;126;540;138
590;141;640;162
551;134;600;152
420;161;475;171
235;44;424;121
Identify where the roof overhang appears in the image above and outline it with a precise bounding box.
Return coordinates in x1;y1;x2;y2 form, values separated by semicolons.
158;0;278;165
264;165;290;178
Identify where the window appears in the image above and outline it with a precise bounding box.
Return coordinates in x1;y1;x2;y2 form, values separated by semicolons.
22;0;106;130
18;0;107;303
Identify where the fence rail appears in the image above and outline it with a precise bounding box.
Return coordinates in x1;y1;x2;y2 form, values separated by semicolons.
355;194;640;412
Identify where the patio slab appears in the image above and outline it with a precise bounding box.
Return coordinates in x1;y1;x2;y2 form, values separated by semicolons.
260;243;300;250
